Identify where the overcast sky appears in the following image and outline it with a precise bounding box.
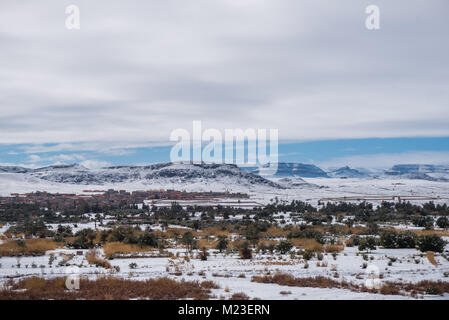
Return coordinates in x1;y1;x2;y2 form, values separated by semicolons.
0;0;448;168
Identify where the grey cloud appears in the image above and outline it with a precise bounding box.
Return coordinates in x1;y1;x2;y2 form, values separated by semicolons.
0;0;448;145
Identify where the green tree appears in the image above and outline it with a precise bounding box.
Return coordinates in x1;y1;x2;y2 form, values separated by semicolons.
245;225;260;246
239;241;252;259
215;236;228;253
181;232;195;252
358;237;377;253
417;235;447;253
276;240;293;254
379;230;398;248
436;217;449;229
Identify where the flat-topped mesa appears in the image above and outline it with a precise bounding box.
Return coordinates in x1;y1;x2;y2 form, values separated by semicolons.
24;162;284;188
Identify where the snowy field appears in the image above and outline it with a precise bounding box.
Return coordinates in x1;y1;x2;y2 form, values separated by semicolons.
0;240;448;300
1;174;449;299
2;172;449;207
252;177;449;206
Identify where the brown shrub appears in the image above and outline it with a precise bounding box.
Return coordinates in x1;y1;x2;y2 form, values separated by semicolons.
103;242;156;259
229;292;250;300
261;226;289;238
426;251;438;266
252;273;449;297
252;273;352;290
291;238;323;252
393;280;449;295
86;250;112;269
345;238;355;247
324;244;344;253
200;281;220;289
197;239;218;249
0;276;212;300
239;247;252;259
379;283;400;295
0;239;61;256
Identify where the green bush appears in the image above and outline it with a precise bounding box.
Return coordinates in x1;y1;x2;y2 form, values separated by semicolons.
239;242;252;259
302;250;314;261
358;237;377;252
379;230;397;248
380;230;416;249
417;235;447;253
436;217;449;229
276;241;293;254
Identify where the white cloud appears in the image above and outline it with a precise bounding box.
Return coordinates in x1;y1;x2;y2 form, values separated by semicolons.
27;155;42;163
80;160;111;169
26;153;85;163
318;151;449;169
19;142;171;154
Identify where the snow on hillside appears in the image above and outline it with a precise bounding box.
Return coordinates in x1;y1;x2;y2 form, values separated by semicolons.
2;163;449;207
253;177;449;207
0;163;284;196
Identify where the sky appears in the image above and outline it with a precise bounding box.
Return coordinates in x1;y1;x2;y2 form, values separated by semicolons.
0;0;448;169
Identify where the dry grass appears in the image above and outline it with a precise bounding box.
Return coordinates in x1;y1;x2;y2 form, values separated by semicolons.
261;226;289;237
259;261;301;266
324;244;344;253
384;280;449;296
195;226;231;238
256;240;278;248
0;239;61;256
154;228;194;239
342;225;368;235
426;251;438;266
291;238;323;252
59;253;74;265
230;240;245;249
252;273;358;291
0;276;213;300
103;242;156;258
379;283;400;295
200;281;220;289
345;238;356;247
280;291;292;295
229;292;250;300
251;273;449;297
197;239;219;249
86;250;112;269
414;229;449;237
383;227;449;238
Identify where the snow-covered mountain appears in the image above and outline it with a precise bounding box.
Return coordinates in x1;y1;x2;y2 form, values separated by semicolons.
241;162;449;182
0;166;32;173
2;162;449;197
0;163;284;190
328;166;368;178
384;164;449;182
241;162;329;178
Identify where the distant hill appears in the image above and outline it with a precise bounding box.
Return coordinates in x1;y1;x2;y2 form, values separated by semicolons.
385;164;449;182
328;166;368;178
241;162;329;178
0;162;284;190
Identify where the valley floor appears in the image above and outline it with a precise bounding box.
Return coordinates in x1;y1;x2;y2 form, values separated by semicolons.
1;233;448;300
